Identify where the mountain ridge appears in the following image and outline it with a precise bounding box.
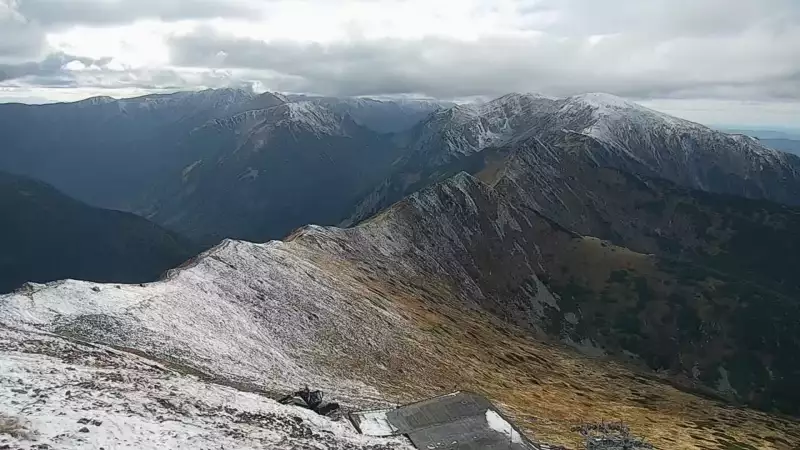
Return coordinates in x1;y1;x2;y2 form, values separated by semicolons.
347;92;800;228
2;170;798;449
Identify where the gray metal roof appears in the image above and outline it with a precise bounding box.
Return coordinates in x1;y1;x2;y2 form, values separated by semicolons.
350;391;538;450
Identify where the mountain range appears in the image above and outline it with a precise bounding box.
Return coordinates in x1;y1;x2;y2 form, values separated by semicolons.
1;89;799;449
3;171;799;449
347;93;800;226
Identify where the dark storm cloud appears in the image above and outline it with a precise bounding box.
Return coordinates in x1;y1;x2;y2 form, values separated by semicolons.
16;0;261;27
167;25;800;100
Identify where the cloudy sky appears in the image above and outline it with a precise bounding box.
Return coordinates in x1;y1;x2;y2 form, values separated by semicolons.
1;0;798;126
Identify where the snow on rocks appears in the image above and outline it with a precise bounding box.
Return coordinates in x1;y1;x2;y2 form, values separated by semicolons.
283;101;349;136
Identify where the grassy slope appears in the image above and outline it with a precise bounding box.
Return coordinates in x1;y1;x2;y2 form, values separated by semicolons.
305;237;800;450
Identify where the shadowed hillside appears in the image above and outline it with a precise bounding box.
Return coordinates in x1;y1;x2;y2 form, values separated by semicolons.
0;172;196;293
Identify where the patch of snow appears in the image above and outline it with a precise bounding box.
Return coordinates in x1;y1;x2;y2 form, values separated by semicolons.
485;409;522;444
716;366;738;395
181;160;202;180
563;336;606;357
564;312;579;325
569;92;640;110
352;410;398;436
240;167;259;181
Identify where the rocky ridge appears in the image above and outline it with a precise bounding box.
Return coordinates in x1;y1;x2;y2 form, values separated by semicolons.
348;93;800;226
2;173;798;449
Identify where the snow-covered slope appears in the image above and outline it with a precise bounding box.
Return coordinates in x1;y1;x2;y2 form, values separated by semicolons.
403;93;559;165
201;101;353;138
0;326;411;450
2;174;557;399
551;94;800;204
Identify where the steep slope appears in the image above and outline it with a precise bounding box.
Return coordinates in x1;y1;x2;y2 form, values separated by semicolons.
0;88;288;210
0;172;195;294
347;93;800;225
489;132;800;297
512;207;800;414
141;101;402;243
350;132;800;413
344;94;559;224
2;173;799;449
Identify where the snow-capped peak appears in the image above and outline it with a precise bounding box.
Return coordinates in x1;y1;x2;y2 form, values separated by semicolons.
561;92;695;140
282;101;347;135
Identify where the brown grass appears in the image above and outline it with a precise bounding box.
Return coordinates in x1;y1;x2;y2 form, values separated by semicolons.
311;250;800;450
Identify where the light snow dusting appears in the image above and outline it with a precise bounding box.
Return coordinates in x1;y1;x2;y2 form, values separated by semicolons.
0;238;406;404
283;102;347;136
0;326;411;450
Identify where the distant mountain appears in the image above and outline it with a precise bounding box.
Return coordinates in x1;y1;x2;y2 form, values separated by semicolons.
761;138;800;156
0;89;438;212
0;171;195;293
139;100;403;243
347;93;800;225
0;88;281;209
286;94;446;133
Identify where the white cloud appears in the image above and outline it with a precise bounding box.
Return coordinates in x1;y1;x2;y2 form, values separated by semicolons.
62;59;86;71
0;0;798;126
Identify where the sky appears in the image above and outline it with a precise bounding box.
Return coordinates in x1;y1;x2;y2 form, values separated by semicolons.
0;0;798;127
